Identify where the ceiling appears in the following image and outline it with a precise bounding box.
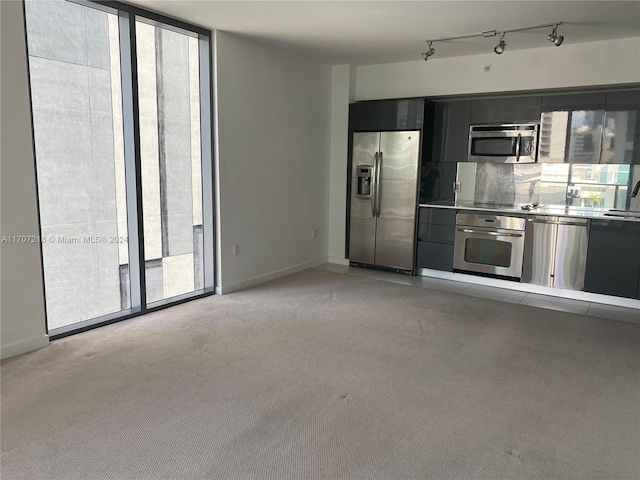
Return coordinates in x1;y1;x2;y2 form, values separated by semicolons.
128;1;640;65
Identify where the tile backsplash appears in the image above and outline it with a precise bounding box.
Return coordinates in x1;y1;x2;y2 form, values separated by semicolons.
457;162;639;210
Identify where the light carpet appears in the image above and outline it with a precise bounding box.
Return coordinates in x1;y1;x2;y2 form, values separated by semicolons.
1;268;639;479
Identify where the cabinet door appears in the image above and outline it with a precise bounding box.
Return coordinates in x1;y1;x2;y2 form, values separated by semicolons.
430;102;446;163
417;242;454;271
584;220;640;299
602;90;640;164
416;208;456;271
440;101;472;163
417;224;456;243
349;98;425;132
418;163;458;203
419;207;457;226
539;93;606;163
470;96;541;124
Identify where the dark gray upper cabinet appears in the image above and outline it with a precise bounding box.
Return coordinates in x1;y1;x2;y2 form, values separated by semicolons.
470;96;541;124
349;98;425;132
419;162;457;204
424;101;465;202
431;100;471;163
584;219;640;299
539;93;606;164
602;90;640;165
542;93;606;111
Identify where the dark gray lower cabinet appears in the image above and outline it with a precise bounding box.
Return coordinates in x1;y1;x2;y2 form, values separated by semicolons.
584;220;640;299
417;242;454;271
416;207;457;271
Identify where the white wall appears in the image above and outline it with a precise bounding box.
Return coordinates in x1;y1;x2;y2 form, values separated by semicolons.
1;1;49;359
356;37;640;100
214;32;332;292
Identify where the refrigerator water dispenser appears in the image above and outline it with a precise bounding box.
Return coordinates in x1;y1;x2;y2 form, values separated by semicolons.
356;166;373;198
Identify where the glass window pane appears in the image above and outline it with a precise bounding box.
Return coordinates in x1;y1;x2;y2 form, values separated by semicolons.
539;163;570;206
25;0;131;330
570;164;631;209
136;20;204;304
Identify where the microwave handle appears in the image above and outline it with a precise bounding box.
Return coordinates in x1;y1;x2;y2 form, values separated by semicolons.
515;133;521;162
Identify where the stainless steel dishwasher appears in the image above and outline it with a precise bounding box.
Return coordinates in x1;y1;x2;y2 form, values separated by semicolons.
522;216;590;290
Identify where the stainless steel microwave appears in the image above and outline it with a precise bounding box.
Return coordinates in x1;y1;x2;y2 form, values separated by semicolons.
468;124;539;163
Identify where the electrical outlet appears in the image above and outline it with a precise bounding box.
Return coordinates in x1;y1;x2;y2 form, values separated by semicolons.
312;228;318;239
233;244;239;256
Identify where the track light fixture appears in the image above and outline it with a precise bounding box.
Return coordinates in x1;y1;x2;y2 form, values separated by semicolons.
422;21;563;61
547;24;564;46
494;33;506;54
421;41;435;61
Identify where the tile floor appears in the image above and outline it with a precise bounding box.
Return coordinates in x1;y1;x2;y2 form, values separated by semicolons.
314;263;640;325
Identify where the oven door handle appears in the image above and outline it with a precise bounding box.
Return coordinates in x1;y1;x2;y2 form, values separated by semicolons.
458;228;523;238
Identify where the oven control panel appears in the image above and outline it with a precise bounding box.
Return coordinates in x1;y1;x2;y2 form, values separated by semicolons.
456;213;525;231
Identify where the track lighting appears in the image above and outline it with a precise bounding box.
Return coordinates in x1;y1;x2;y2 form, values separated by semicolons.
421;41;435;61
494;33;506;54
422;21;563;61
547;24;564;46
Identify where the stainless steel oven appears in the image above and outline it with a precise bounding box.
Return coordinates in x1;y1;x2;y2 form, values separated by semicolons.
468;124;539;163
453;213;526;280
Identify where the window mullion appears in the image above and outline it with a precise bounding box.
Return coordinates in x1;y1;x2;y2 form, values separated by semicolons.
118;11;146;312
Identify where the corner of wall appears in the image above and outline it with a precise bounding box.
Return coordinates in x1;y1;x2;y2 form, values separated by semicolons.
328;65;351;261
214;32;333;291
349;64;357;103
1;335;49;360
1;0;49;359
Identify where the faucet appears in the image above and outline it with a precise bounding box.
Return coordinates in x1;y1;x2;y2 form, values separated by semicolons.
632;180;640;198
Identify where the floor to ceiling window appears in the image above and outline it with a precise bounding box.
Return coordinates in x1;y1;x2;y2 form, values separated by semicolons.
24;0;214;336
136;20;205;305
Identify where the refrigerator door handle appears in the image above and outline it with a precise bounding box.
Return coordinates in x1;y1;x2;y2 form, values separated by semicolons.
371;152;378;217
376;151;383;217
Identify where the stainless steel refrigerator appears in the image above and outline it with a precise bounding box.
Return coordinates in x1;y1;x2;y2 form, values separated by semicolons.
349;131;420;273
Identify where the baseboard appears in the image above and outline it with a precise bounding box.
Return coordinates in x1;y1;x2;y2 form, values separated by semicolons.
418;268;640;309
328;256;349;266
217;258;329;294
1;334;49;360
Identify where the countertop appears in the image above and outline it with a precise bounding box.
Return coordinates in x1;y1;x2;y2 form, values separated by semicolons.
419;201;640;222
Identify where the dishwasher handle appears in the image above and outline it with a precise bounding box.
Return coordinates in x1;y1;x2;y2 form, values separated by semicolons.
527;218;589;226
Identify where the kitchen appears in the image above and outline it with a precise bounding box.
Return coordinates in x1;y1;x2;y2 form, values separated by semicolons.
346;89;640;314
